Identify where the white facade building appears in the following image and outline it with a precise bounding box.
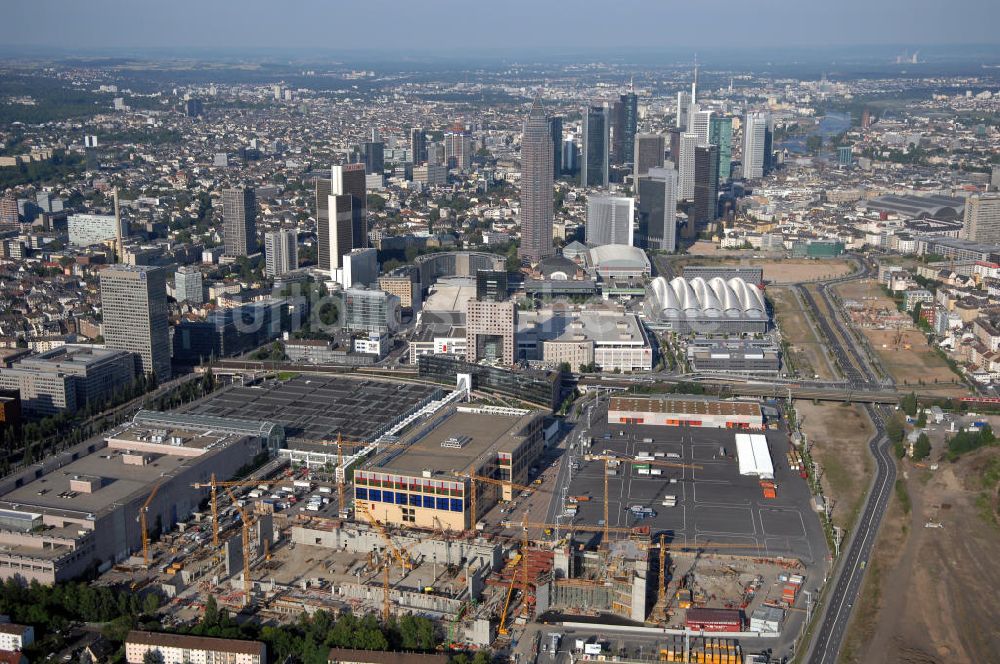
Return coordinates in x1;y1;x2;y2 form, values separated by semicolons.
586;195;634;247
68;213;124;247
743;113;768;179
677;133;698;200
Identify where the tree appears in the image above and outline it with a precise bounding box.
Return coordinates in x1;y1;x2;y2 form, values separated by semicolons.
886;414;905;444
202;595;219;628
143;651;164;664
900;392;918;417
142;592;161;615
916;410;927;428
913;433;931;461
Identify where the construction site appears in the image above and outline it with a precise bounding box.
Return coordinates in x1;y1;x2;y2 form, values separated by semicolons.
68;374;826;662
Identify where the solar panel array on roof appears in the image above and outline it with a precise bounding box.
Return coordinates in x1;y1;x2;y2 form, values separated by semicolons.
187;375;440;444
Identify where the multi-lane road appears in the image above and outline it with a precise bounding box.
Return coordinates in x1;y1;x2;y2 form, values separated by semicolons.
796;260;900;664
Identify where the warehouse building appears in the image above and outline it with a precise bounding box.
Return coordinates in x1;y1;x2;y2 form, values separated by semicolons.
686;338;781;374
608;396;763;429
0;411;281;584
736;433;774;480
354;405;546;531
685;607;744;632
683;265;763;285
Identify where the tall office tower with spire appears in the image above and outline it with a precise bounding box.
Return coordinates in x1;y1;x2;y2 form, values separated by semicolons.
264;229;298;277
692;144;720;231
222;186;257;256
709;116;733;181
581;103;610;188
633;134;666;178
332;163;368;249
410;127;428;164
549;116;563;176
612;89;638;166
518;100;555;263
743;112;769;179
637;166;678;251
962;194;1000;243
677;133;698;200
100;264;171;380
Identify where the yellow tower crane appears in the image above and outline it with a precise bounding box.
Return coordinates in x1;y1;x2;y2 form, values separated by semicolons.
452;471;551;533
139;481;163;566
191;477;285;547
223;486;254;607
588;454;701;545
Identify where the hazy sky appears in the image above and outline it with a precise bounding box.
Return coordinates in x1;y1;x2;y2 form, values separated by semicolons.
6;0;1000;53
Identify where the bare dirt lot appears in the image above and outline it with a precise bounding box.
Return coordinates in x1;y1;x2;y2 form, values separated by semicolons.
771;287;837;380
865;329;967;395
834;280;967;396
795;401;873;531
842;449;1000;664
675;255;854;284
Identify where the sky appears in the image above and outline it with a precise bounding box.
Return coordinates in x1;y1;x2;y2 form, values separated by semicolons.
5;0;1000;55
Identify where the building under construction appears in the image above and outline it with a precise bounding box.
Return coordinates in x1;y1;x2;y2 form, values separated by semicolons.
0;410;280;583
354;405;546;531
541;537;651;622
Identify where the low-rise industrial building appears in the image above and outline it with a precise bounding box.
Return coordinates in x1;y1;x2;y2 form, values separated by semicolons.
685;607;743;632
683;265;764;284
686;338;781;374
749;604;784;633
0;411;281;584
608;396;763;429
354;405;546;531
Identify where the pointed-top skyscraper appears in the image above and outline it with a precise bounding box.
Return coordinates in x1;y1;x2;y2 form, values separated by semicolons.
518;99;555;263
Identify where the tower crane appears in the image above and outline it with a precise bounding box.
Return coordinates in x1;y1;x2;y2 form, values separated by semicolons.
223;487;254;606
586;454;702;545
452;471;551;533
139;481;163;566
357;502;413;570
191;476;285;547
298;434;411;516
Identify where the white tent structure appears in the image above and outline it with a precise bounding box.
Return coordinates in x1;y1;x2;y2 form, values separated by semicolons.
735;433;774;480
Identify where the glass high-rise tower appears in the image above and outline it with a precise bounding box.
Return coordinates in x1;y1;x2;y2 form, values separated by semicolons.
709;116;733;182
581;103;609;188
518;100;555;263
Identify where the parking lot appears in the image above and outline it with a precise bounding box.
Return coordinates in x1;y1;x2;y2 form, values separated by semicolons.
562;410;827;566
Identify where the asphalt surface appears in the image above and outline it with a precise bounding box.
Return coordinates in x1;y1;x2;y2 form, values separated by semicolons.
799;256;900;664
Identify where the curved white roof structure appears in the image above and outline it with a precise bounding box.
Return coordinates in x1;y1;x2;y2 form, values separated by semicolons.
646;276;766;320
